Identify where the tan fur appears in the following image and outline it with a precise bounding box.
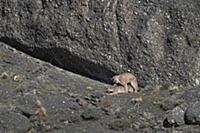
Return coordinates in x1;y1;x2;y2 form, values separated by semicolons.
112;73;138;93
106;85;133;95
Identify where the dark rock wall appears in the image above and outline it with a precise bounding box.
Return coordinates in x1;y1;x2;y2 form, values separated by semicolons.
0;0;199;86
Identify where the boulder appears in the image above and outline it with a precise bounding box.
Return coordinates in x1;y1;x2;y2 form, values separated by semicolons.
185;101;200;124
163;106;185;127
182;86;200;103
0;107;32;132
0;0;199;86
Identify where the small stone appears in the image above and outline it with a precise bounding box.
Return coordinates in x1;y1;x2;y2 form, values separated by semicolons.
163;106;185;127
99;100;112;108
91;92;104;99
159;95;179;111
68;93;80;98
13;74;25;82
160;83;178;92
76;98;88;107
81;108;100;120
143;112;153;120
68;101;81;111
185;101;200;124
195;79;200;86
86;86;94;90
69;114;81;123
131;97;143;104
109;119;130;131
90;92;104;104
0;72;9;79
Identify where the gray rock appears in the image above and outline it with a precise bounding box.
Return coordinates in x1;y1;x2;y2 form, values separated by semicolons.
15;94;38;117
160;95;180;111
163;106;185;127
0;0;199;87
109;119;131;131
69;113;81;123
155;130;167;133
0;108;31;132
76;98;88;107
91;91;104;99
81;108;101;120
185;101;200;124
67;100;81;111
182;86;200;103
2;30;200;133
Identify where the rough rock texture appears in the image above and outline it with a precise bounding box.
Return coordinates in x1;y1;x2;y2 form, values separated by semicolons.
182;86;200;103
163;106;185;127
159;95;180;111
0;107;32;133
1;42;200;132
185;101;200;124
0;0;199;86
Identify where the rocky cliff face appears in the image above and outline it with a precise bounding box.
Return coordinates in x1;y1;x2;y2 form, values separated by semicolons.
0;0;199;86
